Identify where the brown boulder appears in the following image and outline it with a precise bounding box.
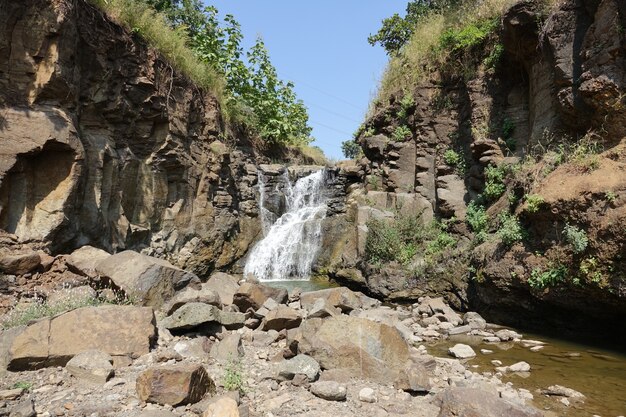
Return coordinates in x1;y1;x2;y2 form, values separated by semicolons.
261;306;302;331
136;364;215;406
437;387;543;417
232;283;287;311
96;251;197;308
8;306;156;370
66;246;110;277
204;272;240;305
300;287;362;313
296;316;410;385
0;252;40;275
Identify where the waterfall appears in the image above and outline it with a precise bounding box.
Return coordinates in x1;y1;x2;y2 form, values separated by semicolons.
244;169;328;281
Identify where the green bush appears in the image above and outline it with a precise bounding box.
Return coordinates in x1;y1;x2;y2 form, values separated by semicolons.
365;214;427;265
444;149;462;166
426;230;457;255
484;43;504;69
438;18;498;52
398;93;416;121
497;212;523;245
524;194;544;213
528;264;567;289
563;223;588;254
466;201;488;242
392;125;412;141
484;165;507;200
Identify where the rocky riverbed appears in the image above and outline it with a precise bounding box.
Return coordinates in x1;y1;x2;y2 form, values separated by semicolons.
2;245;616;417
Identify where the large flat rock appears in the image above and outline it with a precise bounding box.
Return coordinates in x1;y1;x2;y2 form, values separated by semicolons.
7;305;156;370
296;315;410;385
96;250;197;308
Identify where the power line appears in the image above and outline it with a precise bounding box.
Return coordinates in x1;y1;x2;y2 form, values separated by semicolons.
309;120;353;137
283;73;364;111
306;102;362;124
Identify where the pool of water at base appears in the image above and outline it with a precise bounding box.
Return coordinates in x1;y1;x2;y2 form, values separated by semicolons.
262;276;338;294
429;332;626;417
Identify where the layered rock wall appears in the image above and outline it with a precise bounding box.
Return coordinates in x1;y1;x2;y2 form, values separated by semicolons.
0;0;262;274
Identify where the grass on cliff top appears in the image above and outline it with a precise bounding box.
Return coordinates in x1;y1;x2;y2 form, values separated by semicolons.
374;0;559;104
88;0;225;101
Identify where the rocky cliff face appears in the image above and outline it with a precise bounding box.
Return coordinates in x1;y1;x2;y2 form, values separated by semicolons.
0;0;264;275
333;0;626;337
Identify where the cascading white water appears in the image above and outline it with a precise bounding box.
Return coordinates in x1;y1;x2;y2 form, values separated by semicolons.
244;170;327;281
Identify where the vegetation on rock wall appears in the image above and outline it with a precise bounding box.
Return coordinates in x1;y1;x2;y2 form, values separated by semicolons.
90;0;313;146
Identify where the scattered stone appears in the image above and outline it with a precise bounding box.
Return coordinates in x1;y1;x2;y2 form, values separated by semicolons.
530;346;544;352
210;333;244;362
204;272;240;306
161;303;245;331
0;388;24;400
163;285;221;315
136;363;215;406
66;246;110;276
463;312;487;330
232;283;287;311
134;411;177;417
96;250;197;308
495;329;522;341
396;362;432;393
481;349;493;354
8;305;156;370
310;381;347;401
276;354;320;382
520;340;545;348
307;298;339;319
252;330;279;347
202;396;239;417
448;344;476;359
0;252;40;275
174;338;211;360
508;361;531;372
491;360;503;366
438;387;543;417
359;387;377;403
483;336;501;343
447;325;472;335
540;385;585;400
66;350;114;384
9;398;36;417
261;306;302;331
300;287;362;313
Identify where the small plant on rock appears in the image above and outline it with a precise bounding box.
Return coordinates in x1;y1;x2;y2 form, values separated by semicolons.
223;360;246;394
563;223;588;254
528;264;567;289
605;191;616;203
466;201;488;243
12;381;33;391
392;125;412;141
443;149;462;166
497;212;523;246
484;165;507;201
398;93;415;121
524;194;545;213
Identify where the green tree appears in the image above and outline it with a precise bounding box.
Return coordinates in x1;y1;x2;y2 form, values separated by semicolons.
341;140;362;159
369;0;461;55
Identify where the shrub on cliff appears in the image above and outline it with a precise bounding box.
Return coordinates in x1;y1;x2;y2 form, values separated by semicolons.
91;0;312;146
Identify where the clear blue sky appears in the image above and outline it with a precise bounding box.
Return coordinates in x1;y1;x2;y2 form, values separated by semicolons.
207;1;407;160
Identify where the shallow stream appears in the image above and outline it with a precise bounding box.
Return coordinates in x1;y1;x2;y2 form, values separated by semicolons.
430;332;626;416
